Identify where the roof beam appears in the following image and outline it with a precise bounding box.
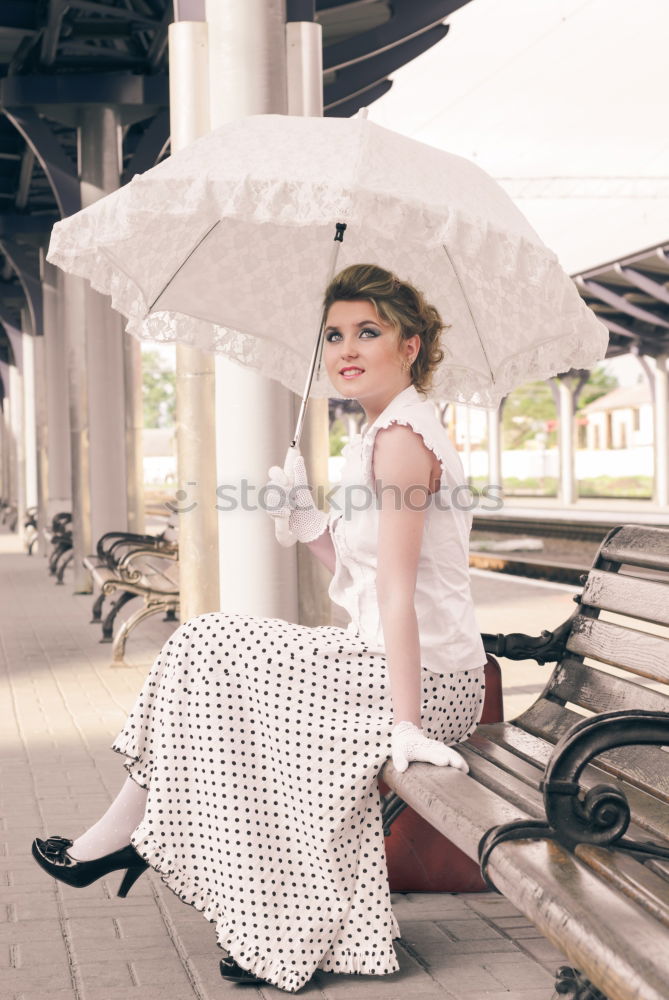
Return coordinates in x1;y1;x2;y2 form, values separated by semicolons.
0;238;42;336
66;0;160;27
324;22;447;107
596;317;639;340
615;264;669;306
2;107;80;218
1;71;168;109
41;0;67;66
122;107;169;182
576;277;669;329
15;147;34;209
324;0;466;71
325;79;392;116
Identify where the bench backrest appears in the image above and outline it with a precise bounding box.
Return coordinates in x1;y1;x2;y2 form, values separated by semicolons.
512;524;669;821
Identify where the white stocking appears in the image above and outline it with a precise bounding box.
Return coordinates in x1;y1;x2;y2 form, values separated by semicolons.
69;776;148;861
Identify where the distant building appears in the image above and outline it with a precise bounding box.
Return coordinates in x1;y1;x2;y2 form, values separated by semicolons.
580;383;652;450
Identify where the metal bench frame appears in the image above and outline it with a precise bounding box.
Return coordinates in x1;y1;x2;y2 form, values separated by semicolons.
381;524;669;1000
83;540;179;666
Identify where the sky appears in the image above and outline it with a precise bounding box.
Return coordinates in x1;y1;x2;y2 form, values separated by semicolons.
370;0;669;386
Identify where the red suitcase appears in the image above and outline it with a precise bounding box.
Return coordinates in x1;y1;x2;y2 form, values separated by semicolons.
378;654;503;892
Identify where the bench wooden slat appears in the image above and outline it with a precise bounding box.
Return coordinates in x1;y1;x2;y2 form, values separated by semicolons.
600;525;669;570
472;726;669;842
566;615;669;683
509;701;669;805
549;656;669;715
581;568;669;627
576;844;669;930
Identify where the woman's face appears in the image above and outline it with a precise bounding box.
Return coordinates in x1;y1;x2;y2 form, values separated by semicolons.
323;299;419;409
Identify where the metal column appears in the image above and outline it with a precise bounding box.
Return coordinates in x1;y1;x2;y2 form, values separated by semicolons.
654;354;669;507
21;314;38;513
63;270;92;591
207;0;298;622
33;328;49;556
78;106;129;544
557;377;576;505
40;253;72;520
286;8;332;626
487;405;502;491
169;13;220;622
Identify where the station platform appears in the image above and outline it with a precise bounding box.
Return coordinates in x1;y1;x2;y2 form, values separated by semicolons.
0;528;569;1000
476;493;669;527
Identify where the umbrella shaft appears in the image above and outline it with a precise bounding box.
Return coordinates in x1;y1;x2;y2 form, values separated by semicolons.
291;222;347;449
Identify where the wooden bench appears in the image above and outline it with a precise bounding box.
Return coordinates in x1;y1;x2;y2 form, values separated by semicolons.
380;523;669;1000
83;534;179;666
84;528;177;638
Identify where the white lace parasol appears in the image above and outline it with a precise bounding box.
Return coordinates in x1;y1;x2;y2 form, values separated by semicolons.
47;113;608;407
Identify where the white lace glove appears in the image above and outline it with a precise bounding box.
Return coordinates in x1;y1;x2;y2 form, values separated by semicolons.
391;721;470;774
265;446;328;544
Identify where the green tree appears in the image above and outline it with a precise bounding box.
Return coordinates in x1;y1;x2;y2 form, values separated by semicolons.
502;380;556;449
576;364;618;410
142;348;176;428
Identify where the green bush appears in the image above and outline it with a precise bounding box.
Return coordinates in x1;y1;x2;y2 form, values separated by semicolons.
329;419;347;457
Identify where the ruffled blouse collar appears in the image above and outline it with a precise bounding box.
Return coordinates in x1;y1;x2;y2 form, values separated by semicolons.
359;383;421;441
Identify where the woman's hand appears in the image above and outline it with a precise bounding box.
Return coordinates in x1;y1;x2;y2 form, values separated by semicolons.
391;721;469;774
265;448;328;543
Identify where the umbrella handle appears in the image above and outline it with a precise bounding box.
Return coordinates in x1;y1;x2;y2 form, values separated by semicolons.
274;445;300;548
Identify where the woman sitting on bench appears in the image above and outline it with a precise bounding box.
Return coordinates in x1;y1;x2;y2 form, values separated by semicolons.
31;265;488;994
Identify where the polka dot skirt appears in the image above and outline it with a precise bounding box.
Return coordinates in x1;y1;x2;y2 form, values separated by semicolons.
111;612;486;993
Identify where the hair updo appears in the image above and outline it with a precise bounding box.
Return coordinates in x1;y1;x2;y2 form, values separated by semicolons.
322;264;446;396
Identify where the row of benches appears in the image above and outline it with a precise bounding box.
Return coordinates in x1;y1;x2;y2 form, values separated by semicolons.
38;512;179;665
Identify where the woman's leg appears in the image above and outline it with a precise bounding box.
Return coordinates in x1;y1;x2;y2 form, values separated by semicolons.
69;775;148;861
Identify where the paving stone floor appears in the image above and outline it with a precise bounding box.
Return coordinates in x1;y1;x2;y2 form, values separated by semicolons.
0;527;572;1000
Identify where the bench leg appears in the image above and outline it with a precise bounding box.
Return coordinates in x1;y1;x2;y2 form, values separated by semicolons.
111;600;178;667
554;965;608;999
55;550;74;584
90;590;106;623
48;544;66;576
101;590;137;642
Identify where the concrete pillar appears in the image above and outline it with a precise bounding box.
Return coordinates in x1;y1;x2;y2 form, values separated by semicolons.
78;106;129;544
63;270;92;591
33;329;49;555
0;398;8;503
207;0;299;621
654;353;669;507
487;405;502;490
168;14;220;622
9;359;25;532
557;377;576;505
286;10;331;627
3;326;25;533
40;254;72;519
0;361;14;508
124;335;145;534
21;312;38;511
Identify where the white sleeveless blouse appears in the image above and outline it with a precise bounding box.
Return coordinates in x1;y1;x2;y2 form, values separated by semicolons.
327;383;486;675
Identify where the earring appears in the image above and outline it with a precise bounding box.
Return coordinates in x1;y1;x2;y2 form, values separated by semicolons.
401;357;413;373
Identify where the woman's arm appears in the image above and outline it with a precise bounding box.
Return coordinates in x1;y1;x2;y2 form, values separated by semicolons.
373;423;433;726
304;523;336;575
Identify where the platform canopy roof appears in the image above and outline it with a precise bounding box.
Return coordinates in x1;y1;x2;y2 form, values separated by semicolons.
574;241;669;361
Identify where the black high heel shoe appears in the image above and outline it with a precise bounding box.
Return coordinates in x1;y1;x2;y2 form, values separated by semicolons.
219;956;265;985
31;836;149;897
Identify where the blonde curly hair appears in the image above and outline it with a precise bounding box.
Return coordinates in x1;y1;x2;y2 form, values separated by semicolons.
323;264;446;395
